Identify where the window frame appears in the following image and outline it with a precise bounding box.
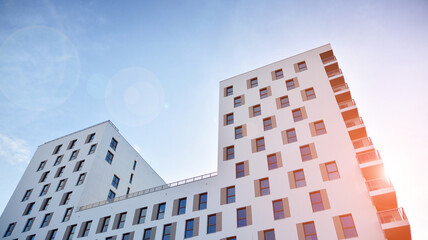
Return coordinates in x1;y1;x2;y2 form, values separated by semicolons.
286;128;297;143
225;113;234;125
178;198;187;215
303;221;317;239
260;178;270;196
340;214;358;238
184;219;194;238
272;200;285;220
237;207;247;227
305;88;316;100
286;79;296;90
207;214;217;234
294;169;306;188
199;193;207;210
256;137;265;152
226;186;235;204
110;138;118;151
292;108;303;122
280;96;290;108
157;203;166;220
310;191;324;212
235;162;245;178
235;126;243;139
314;120;327;135
253;104;261;116
326;161;340;180
225;146;234;160
250;78;258;88
263;117;273;131
259;87;268;99
298;61;308;71
234;96;242;107
300;145;313;161
105;151;114;164
267;154;278;170
275;69;283;79
225;86;233;96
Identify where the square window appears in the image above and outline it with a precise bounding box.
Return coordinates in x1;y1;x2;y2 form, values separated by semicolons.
3;222;16;237
294;169;306;188
23;202;35;215
22;189;32;201
225;86;233;96
260;88;268;99
143;229;152;240
37;161;46;171
263;117;273;131
40;197;51;211
40;184;49;196
253;104;261;116
298;61;308;71
56;179;66;191
107;190;115;200
53;144;62;155
286;79;296;90
63;207;73;222
267;154;278;170
236;162;245;178
314;121;327;135
226;186;235;204
69;150;78;161
110;138;118;151
340;214;358;238
60;191;72;205
305;88;316;100
76;173;86;185
55;166;65;178
235;126;243;139
237;207;247;227
286;128;297;143
272;200;285;220
122;233;131;240
105;151;114;164
74;160;84;172
260;178;270;196
54;155;63;166
256;137;265;152
326;162;340;180
86;133;95;143
178;198;187;215
292;108;303;122
112;175;120;189
39;171;49;183
23;218;34;232
279;96;290;108
88;144;97;155
68;139;77;150
310;191;324;212
250;78;258;88
300;145;313;161
185;219;194;238
303;222;318;240
225;146;234;160
234;96;242;107
40;213;52;228
207;214;216;234
226;113;234;125
275;69;283;80
199;193;207;210
157;203;166;219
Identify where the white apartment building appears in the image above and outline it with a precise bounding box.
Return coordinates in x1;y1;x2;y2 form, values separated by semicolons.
0;44;411;240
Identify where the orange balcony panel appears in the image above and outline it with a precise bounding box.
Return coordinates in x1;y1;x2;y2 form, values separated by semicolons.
320;50;336;65
345;117;364;129
372;190;398;211
341;108;360;121
332;83;350;94
360;162;385;180
335;91;352;103
348;127;367;140
384;225;411;240
329;76;345;88
378;208;411;240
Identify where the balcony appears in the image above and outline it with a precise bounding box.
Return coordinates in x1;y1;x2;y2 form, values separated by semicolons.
366;178;392;191
366;178;397;211
345;117;364;128
352;137;373;152
326;68;343;78
378;208;411;240
332;83;349;94
338;99;356;110
358;150;385;180
357;150;381;164
322;56;337;65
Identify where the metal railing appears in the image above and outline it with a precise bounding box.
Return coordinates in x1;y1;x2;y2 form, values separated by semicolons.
338;99;356;109
322;56;337;64
352;137;372;149
345;117;364;128
326;68;342;78
366;178;393;191
356;150;381;164
378;208;407;224
332;83;349;93
78;172;218;211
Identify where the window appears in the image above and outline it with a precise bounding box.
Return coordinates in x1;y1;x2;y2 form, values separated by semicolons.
46;229;57;240
74;160;84;172
136;207;147;224
40;184;49;196
39;171;49;182
133;160;137;170
3;222;15;237
27;234;36;240
305;88;316;100
250;78;258;88
253;104;261;116
273;200;285;220
256;137;265;152
112;175;120;189
69;150;79;161
286;79;296;90
226;186;235;204
55;166;65;178
279;96;290;108
225;113;234;125
298;61;308;71
310;191;324;212
64;224;76;240
122;233;131;240
68;139;77;149
227;237;237;240
260;178;270;196
235;162;245;178
260;88;268;99
163;224;172;240
264;229;276;240
314;120;327;135
340;214;358;238
53;144;62;154
110;138;118;150
292;108;303;122
40;197;51;211
56;179;67;191
107;190;116;200
100;216;110;232
81;221;92;237
23;218;34;232
234;96;242;107
127;187;130;194
274;69;283;80
199;193;207;210
235;126;244;139
185;219;194;238
178;198;187;215
117;212;127;229
326;161;340;180
88;144;97;155
40;213;52;227
54;155;63;166
86;133;95;143
300;144;316;161
225;86;233;96
267;154;278;170
129;173;134;184
143;228;152;240
76;173;86;185
22;189;32;201
23;202;35;215
225;146;234;160
263;117;273;131
61;191;72;205
105;151;114;164
63;207;73;222
157;203;166;219
37;161;46;171
237;207;247;227
303;222;317;240
294;169;306;188
207;214;216;234
286;128;297;143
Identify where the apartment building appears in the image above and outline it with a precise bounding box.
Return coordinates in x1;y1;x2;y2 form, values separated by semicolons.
0;44;411;240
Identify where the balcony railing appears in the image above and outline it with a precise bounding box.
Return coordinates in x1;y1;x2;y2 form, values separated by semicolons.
356;150;381;164
322;56;337;64
366;178;393;191
339;99;356;109
332;83;349;93
352;137;373;149
79;172;218;211
326;68;342;78
378;208;407;224
345;117;364;128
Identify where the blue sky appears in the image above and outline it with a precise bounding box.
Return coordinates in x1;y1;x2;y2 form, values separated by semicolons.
0;0;427;238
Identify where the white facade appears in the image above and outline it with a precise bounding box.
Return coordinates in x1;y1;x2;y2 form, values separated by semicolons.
0;44;410;240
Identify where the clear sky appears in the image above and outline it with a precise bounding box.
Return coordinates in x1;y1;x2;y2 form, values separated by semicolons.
0;0;427;238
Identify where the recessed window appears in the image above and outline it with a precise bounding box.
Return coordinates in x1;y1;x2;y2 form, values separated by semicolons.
178;198;187;215
105;151;114;164
163;224;172;239
235;161;248;178
110;138;118;151
80;221;92;237
22;189;32;201
298;61;308;71
300;145;313;161
27;234;36;240
292;108;303;122
256;137;265;152
86;133;95;143
252;104;261;116
234;96;243;107
294;169;306;188
60;191;72;205
279;96;290;108
237;207;247;227
286;128;297;143
40;213;52;228
326;161;340;180
225;113;234;125
37;161;46;171
3;222;16;237
274;69;284;80
263;229;276;240
267;154;279;170
260;178;270;196
88;144;97;155
55;166;65;178
100;216;110;232
122;233;131;240
53;155;63;166
207;214;217;234
199;193;207;210
107;190;115;200
69;150;79;161
112;175;120;189
39;171;49;183
305;88;316;100
46;229;58;240
40;197;51;211
225;146;234;160
157;203;166;220
340;214;358;238
310;191;324;212
250;78;258;88
263;117;273;131
23;218;34;232
64;224;77;240
286;79;296;90
235;126;243;139
68;139;77;150
143;228;152;240
76;173;86;185
136;207;147;224
133;160;137;170
273;200;285;220
314;120;327;135
40;184;49;196
23;202;35;215
74;160;84;172
129;173;134;184
303;222;317;239
226;186;235;204
117;212;127;229
225;86;233;96
56;179;67;191
53;144;62;155
185;219;194;238
63;207;73;222
260;88;268;99
227;237;237;240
